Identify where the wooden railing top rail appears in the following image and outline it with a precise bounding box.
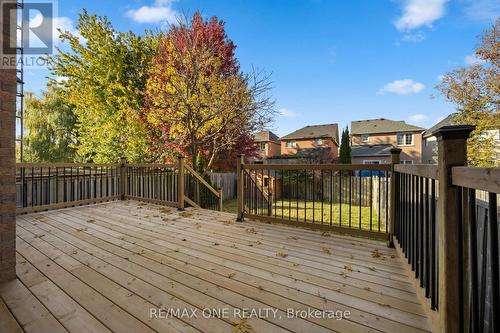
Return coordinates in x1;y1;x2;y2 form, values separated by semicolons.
16;163;119;168
184;164;221;197
394;164;438;180
451;167;500;194
127;163;177;169
242;163;391;171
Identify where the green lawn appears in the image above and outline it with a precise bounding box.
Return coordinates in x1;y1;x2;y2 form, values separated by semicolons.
222;198;385;232
222;198;238;213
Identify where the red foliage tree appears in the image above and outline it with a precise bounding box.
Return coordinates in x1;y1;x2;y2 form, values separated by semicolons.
143;12;275;170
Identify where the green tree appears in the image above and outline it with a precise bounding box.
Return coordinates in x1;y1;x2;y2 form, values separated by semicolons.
339;126;352;164
23;89;77;162
48;10;158;163
437;19;500;166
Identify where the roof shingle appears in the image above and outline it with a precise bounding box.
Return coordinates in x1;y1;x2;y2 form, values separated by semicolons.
254;131;280;142
351;144;394;157
351;118;424;135
281;124;339;142
422;114;457;138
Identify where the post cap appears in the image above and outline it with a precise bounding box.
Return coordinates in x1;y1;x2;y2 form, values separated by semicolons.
432;125;475;140
237;154;245;157
390;147;402;154
177;154;184;159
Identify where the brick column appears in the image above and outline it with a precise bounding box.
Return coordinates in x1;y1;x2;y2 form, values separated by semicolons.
0;4;17;282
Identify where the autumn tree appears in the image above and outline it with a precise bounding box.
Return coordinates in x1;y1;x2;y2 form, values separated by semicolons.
23;89;77;162
48;10;158;163
437;19;500;166
339;126;351;164
144;12;275;170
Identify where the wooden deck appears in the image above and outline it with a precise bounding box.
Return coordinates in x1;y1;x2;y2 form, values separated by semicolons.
0;200;433;333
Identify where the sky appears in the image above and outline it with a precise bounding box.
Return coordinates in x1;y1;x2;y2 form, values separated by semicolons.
24;0;499;137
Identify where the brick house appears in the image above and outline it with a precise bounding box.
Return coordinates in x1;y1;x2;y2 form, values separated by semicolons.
0;9;17;283
280;124;339;162
253;130;281;162
351;118;424;164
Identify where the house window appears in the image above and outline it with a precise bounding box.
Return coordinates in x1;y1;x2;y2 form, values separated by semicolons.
361;135;369;142
363;160;381;164
285;141;296;148
401;160;414;165
397;133;413;146
315;138;323;145
259;143;266;151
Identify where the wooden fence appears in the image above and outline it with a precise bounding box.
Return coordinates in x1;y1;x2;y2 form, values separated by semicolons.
209;172;237;200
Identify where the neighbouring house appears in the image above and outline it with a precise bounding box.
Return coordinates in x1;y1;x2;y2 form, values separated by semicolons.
422;114;456;164
279;124;339;162
351;118;424;164
253;130;281;162
422;113;500;164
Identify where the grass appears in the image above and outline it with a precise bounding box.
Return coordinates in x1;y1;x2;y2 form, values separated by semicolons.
222;198;238;213
222;198;385;232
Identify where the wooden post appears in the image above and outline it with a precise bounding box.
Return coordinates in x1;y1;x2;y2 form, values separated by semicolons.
218;189;223;211
177;156;185;210
119;157;127;200
434;125;474;333
236;154;244;221
388;147;401;248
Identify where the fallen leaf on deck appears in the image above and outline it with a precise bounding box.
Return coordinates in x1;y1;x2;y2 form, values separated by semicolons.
321;247;332;255
232;319;253;333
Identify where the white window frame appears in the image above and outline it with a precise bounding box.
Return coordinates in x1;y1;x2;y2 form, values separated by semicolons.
285;141;296;148
361;135;369;142
315;138;323;145
363;160;381;164
259;142;267;151
401;160;414;165
397;133;414;146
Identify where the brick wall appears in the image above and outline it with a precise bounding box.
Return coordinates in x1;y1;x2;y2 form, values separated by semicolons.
0;10;17;282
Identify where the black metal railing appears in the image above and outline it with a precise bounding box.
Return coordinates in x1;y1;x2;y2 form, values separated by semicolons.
126;163;178;205
184;164;221;211
16;158;223;213
393;164;439;310
241;164;390;239
16;163;120;213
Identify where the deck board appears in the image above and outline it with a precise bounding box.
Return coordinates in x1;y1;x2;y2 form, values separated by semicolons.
0;200;433;332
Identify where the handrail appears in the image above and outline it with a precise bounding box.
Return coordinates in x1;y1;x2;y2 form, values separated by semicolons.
394;164;438;180
452;167;500;193
128;163;177;169
243;163;391;171
16;162;119;167
184;164;220;197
